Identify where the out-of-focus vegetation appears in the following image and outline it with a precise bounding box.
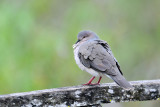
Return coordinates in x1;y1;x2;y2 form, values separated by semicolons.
0;0;160;106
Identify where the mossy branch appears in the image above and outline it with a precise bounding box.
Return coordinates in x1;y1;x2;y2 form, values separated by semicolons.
0;80;160;106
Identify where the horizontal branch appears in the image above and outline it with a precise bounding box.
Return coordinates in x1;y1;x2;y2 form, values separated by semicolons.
0;80;160;106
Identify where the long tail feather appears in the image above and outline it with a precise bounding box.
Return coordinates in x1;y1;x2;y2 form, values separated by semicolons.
106;74;133;89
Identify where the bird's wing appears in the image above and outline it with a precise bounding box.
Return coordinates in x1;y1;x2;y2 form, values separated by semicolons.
95;40;123;75
78;40;123;76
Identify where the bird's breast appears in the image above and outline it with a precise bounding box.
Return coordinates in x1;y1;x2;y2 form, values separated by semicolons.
73;46;100;77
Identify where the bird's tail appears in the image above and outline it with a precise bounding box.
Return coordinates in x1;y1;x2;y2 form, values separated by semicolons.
106;74;133;89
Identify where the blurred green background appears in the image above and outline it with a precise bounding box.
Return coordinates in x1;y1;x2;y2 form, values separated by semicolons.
0;0;160;106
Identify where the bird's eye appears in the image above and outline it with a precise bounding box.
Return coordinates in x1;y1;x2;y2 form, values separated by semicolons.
80;36;85;40
83;35;87;39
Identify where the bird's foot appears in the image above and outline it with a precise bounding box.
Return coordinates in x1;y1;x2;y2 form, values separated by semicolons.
91;83;100;85
82;83;100;86
82;76;102;86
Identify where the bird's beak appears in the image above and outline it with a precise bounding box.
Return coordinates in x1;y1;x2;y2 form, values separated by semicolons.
75;40;80;44
73;40;80;49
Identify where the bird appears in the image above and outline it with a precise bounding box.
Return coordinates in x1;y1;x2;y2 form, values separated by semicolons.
73;30;133;89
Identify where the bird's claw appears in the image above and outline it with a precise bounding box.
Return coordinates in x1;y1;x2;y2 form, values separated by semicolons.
82;83;100;86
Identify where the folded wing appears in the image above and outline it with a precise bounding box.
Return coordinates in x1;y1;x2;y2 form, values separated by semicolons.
78;40;120;76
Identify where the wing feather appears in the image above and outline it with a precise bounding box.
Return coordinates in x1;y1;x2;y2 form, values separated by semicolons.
78;40;123;76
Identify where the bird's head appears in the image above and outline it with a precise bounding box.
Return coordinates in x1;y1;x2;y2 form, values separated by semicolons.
73;30;99;49
76;30;99;43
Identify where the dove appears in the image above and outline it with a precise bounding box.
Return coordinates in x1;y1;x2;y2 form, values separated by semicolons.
73;31;133;89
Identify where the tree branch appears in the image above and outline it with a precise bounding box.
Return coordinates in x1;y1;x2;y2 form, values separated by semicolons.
0;80;160;106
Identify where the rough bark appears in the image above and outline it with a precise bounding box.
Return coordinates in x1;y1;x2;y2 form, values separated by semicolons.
0;80;160;107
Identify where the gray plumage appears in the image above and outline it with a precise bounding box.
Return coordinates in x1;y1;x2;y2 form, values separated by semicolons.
73;31;133;89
